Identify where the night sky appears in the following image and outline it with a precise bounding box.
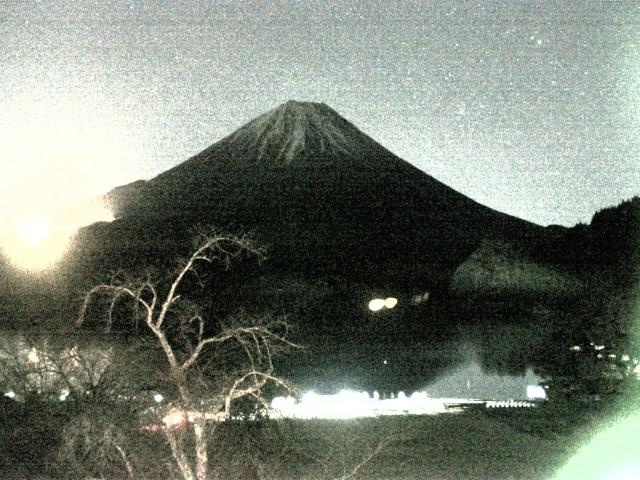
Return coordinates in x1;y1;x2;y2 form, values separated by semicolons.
2;0;639;227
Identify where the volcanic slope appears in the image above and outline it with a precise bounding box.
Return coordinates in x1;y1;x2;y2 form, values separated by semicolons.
80;101;540;288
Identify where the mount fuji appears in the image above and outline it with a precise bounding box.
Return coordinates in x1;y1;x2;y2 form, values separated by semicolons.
79;101;540;290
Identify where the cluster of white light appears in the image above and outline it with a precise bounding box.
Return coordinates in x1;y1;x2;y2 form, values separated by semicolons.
526;384;547;401
486;400;536;408
368;297;398;312
270;389;479;419
570;344;638;369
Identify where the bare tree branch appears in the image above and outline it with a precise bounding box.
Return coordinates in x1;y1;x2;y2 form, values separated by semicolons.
75;232;294;480
336;438;393;480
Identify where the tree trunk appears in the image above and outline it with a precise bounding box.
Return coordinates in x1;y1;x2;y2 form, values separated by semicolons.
193;420;209;480
165;430;196;480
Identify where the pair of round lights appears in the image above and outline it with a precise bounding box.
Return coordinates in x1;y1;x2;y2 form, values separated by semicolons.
368;297;398;312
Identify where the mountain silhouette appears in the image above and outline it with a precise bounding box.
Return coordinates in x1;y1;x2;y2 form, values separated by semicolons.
76;100;540;291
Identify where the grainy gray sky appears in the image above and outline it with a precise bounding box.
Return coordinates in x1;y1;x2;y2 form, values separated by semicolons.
2;0;639;226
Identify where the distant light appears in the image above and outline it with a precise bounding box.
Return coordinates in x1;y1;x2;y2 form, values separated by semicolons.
527;385;547;401
368;297;398;311
271;395;296;412
368;299;386;312
622;354;630;362
412;291;430;305
383;359;388;365
4;391;16;399
571;345;582;352
163;408;188;428
385;297;398;309
595;345;605;351
59;388;70;401
27;347;39;364
270;389;459;419
297;389;375;419
153;393;164;403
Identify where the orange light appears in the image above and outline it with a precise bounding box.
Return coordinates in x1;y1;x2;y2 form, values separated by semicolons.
162;408;188;429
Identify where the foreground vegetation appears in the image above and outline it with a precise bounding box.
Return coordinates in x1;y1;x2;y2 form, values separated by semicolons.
2;398;607;479
2;197;638;479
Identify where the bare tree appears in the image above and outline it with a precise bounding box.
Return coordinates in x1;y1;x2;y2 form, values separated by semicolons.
61;409;138;479
0;331;112;402
78;233;296;480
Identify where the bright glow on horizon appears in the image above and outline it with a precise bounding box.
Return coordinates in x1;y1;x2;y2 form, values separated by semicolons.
1;202;114;271
270;389;477;419
1;227;72;271
19;218;50;245
1;98;143;224
0;97;134;272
